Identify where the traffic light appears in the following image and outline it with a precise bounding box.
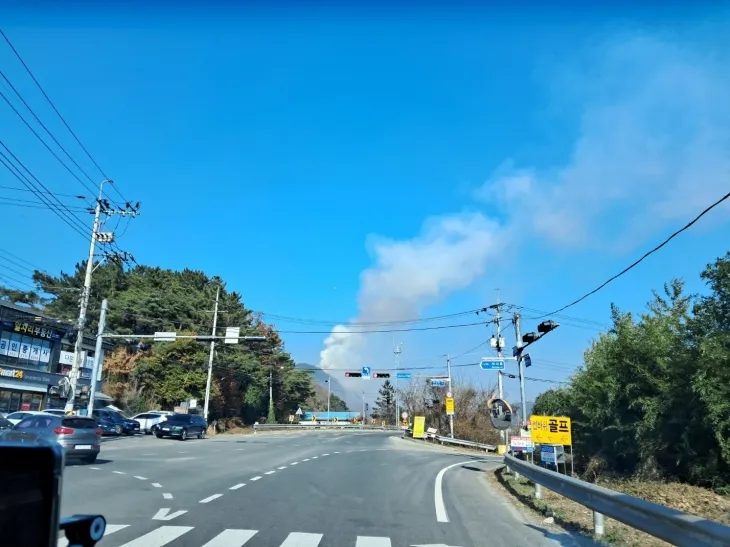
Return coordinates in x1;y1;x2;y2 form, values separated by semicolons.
537;320;558;333
345;372;362;378
522;332;539;344
372;372;390;379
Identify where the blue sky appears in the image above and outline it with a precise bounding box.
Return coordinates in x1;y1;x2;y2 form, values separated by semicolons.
1;3;729;407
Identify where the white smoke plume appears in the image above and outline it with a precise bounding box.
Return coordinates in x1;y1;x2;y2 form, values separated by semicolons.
319;212;507;372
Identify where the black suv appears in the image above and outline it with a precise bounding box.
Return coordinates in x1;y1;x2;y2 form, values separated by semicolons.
155;413;207;440
92;408;141;436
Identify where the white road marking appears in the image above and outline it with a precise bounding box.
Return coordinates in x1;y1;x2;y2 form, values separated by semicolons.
277;466;287;469
434;458;487;523
334;451;340;454
360;449;367;452
117;525;192;546
235;448;245;451
264;470;275;475
302;458;310;461
201;529;258;547
290;462;299;465
151;508;188;521
376;448;387;451
355;537;392;547
113;471;126;474
178;451;188;454
280;532;323;546
152;483;162;488
250;476;262;481
312;456;318;459
134;475;147;480
89;466;100;470
141;453;156;456
163;493;173;499
321;453;329;456
200;494;223;503
230;483;245;490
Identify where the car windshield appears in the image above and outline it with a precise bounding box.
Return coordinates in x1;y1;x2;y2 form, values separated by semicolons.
165;415;190;424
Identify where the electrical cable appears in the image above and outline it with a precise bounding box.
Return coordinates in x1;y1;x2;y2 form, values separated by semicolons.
529;189;730;319
0;28;128;206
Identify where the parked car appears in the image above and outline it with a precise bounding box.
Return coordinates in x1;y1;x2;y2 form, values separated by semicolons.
0;417;13;430
132;412;167;434
42;409;68;417
155;413;207;440
5;410;52;425
0;414;101;463
92;408;140;435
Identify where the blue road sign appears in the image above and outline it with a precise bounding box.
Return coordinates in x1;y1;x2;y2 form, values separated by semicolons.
430;379;447;387
362;366;371;379
479;359;505;371
524;353;532;368
396;372;411;380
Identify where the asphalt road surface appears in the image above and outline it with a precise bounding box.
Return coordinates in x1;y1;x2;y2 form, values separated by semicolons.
59;431;586;547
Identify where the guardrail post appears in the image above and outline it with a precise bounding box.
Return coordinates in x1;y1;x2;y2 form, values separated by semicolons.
535;483;542;499
593;511;605;538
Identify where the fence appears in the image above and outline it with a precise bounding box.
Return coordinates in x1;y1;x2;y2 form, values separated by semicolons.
252;423;401;432
503;454;730;547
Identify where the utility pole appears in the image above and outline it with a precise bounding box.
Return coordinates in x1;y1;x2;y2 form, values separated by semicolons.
446;353;454;439
326;375;331;420
203;286;220;421
494;297;506;445
361;392;365;430
87;298;108;415
268;368;275;423
65;180;106;412
513;312;528;430
65;179;139;413
393;341;402;427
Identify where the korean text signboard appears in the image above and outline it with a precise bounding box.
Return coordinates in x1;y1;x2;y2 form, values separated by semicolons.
530;415;572;446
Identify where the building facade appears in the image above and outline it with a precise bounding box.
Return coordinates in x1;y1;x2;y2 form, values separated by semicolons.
0;301;110;413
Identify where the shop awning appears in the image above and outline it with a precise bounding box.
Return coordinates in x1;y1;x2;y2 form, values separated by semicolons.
0;380;47;393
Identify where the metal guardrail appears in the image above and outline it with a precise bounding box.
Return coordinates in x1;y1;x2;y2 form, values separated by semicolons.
252;423;401;431
503;454;730;546
432;435;497;452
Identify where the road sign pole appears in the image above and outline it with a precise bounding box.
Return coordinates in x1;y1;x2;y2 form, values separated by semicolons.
514;312;528;429
495;299;505;446
446;354;454;439
203;286;220;421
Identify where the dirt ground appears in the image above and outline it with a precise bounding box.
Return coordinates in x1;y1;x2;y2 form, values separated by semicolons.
489;466;730;546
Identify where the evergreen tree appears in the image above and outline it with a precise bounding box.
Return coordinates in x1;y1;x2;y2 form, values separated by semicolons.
372;380;396;424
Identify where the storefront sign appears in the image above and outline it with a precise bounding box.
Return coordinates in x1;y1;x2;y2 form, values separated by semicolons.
0;367;24;379
1;320;64;341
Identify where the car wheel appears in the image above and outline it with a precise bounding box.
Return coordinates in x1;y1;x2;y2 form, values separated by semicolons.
155;432;163;439
114;424;123;435
83;454;98;464
198;429;206;439
180;429;187;441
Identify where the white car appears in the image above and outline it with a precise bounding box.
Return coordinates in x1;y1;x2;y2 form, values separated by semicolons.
5;410;53;425
42;409;68;417
132;412;168;434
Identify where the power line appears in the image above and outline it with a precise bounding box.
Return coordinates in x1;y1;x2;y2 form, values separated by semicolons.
274;320;490;334
0;28;127;205
261;308;485;327
527;189;730;319
0;195;90;213
0;246;50;274
0;184;87;199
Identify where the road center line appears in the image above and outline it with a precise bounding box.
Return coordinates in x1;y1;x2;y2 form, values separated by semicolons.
230;483;245;490
290;462;298;465
152;483;162;488
113;471;125;475
277;466;287;469
134;476;147;480
250;476;262;481
302;458;310;461
199;494;223;503
264;470;275;475
163;493;173;499
434;458;488;523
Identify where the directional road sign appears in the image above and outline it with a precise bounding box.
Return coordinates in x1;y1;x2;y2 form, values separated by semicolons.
396;372;412;380
362;366;371;380
479;358;505;370
430;379;447;387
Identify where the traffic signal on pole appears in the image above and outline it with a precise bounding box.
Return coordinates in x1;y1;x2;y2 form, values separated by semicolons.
372;372;390;379
537;320;558;334
345;372;362;378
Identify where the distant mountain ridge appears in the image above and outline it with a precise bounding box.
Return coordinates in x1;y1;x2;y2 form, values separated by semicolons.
297;362;359;409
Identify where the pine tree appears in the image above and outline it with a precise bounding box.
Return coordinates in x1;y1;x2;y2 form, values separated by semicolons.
372;379;396;424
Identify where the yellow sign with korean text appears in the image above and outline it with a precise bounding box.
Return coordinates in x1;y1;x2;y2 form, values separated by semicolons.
413;416;426;439
530;415;572;446
445;397;455;416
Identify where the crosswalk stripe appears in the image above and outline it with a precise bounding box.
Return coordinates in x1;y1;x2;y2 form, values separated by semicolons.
57;524;129;547
355;537;392;547
117;525;193;547
279;532;323;546
201;529;257;547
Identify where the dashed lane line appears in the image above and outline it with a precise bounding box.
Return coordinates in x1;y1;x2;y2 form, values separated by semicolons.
264;470;275;475
113;471;126;475
134;476;147;480
250;476;262;481
163;493;173;500
277;466;287;469
200;494;223;504
230;483;245;490
152;483;162;488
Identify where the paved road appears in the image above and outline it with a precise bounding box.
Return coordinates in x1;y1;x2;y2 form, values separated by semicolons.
59;431;584;547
